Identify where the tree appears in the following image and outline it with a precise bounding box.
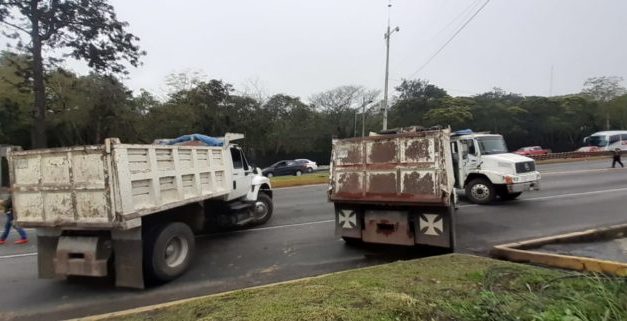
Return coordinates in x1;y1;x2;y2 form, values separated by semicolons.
0;0;144;147
310;85;379;138
582;76;626;103
423;106;473;129
395;79;448;100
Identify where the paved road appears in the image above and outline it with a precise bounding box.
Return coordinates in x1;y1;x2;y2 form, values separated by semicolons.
0;159;625;321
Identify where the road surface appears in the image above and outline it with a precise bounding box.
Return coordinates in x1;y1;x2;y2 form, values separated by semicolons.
0;159;625;321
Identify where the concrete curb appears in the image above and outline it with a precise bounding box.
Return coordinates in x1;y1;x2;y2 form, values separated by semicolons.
491;223;627;277
68;253;474;321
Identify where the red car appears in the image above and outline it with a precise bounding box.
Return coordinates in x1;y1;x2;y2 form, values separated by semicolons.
514;146;551;156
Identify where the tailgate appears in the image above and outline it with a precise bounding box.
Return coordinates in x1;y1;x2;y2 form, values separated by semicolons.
10;145;114;228
330;130;453;205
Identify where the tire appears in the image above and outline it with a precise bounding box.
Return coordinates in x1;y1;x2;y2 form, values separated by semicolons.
144;222;195;282
465;178;496;204
266;172;274;178
250;193;273;226
306;167;314;173
295;170;302;176
500;191;522;200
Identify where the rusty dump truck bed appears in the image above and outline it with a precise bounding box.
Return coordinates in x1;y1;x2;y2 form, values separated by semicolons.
329;129;454;206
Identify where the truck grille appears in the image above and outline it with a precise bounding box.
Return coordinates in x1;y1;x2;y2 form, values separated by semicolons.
515;161;536;173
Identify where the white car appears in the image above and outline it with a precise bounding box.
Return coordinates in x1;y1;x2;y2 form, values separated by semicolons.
294;159;318;173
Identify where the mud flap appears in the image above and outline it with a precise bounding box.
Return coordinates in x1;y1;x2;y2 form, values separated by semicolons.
414;206;455;249
111;227;144;289
36;228;62;279
334;205;362;239
54;236;111;277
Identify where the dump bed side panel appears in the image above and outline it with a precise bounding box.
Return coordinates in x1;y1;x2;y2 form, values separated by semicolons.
330;130;454;206
113;144;231;220
11;145;114;227
10;141;232;229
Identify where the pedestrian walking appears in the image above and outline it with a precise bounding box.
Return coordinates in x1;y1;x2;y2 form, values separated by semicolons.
0;197;28;245
612;148;624;168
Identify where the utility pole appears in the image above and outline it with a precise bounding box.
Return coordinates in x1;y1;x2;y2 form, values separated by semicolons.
549;65;554;97
382;1;399;130
362;99;373;137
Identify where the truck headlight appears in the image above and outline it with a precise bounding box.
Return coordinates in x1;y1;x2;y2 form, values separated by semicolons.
504;175;513;184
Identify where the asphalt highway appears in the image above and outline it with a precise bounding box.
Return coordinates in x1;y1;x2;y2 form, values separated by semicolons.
0;159;625;320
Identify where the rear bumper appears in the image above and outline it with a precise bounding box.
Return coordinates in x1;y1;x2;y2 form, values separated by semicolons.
507;180;540;193
334;204;455;249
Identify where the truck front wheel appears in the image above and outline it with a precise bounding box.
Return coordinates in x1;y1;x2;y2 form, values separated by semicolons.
145;222;195;282
465;178;495;204
250;193;273;226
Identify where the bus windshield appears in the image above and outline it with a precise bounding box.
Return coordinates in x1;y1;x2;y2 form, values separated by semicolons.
586;136;608;147
477;136;508;155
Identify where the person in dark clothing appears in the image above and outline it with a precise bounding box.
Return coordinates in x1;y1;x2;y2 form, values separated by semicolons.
612;148;624;168
0;197;28;244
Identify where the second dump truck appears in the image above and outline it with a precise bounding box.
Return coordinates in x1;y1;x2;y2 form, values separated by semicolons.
329;128;456;249
8;134;272;288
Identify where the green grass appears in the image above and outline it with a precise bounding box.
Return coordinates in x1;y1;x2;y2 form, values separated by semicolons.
270;171;328;188
101;254;626;321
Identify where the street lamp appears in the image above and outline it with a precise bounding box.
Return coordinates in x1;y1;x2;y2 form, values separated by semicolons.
382;2;399;131
362;99;373;137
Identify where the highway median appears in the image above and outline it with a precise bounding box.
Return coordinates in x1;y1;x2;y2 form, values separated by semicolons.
270;171;328;188
84;254;626;321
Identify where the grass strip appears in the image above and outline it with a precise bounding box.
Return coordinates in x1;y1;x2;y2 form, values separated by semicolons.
270;172;328;188
100;254;626;321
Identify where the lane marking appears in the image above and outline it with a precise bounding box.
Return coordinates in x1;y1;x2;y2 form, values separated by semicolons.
6;186;625;258
0;252;36;259
198;219;335;238
542;167;626;176
458;186;627;208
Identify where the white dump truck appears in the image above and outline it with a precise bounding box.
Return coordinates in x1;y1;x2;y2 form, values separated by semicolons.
450;130;541;204
8;134;272;288
330;128;456;249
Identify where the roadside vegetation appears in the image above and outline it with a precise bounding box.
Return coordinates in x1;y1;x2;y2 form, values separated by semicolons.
270;172;328;188
102;254;626;321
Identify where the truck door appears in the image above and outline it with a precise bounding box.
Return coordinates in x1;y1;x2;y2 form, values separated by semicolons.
459;139;480;186
229;147;253;200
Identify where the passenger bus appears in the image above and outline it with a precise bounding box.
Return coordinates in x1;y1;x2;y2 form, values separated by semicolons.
583;131;627;151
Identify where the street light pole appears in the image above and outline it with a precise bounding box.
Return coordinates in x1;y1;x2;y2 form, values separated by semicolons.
382;2;399;131
362;99;373;137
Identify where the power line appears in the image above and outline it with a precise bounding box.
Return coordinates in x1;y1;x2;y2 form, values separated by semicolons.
407;0;491;80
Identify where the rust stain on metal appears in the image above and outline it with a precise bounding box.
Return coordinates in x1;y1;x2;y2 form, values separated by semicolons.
367;173;396;195
403;172;435;195
369;141;397;163
405;139;430;161
337;172;361;194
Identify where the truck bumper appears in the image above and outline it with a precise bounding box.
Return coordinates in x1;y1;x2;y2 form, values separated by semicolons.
334;204;455;249
507;180;540;193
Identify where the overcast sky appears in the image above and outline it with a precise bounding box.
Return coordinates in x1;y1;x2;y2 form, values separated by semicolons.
10;0;627;100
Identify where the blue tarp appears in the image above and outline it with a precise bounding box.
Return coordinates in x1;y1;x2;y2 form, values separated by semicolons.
165;134;224;147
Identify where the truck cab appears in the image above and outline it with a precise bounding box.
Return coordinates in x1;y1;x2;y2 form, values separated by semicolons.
450;130;540;204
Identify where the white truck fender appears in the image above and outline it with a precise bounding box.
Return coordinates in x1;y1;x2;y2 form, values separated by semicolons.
245;174;272;201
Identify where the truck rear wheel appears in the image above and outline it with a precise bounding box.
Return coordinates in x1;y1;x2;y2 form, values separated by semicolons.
144;222;195;282
250;193;273;226
465;178;495;204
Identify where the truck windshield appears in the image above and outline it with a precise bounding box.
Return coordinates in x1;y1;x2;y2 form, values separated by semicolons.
477;137;508;155
586;136;608;147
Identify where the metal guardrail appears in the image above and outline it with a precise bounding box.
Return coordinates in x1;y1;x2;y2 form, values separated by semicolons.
528;151;623;161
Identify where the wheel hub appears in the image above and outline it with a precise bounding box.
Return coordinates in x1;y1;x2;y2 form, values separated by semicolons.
164;236;189;268
471;184;490;201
